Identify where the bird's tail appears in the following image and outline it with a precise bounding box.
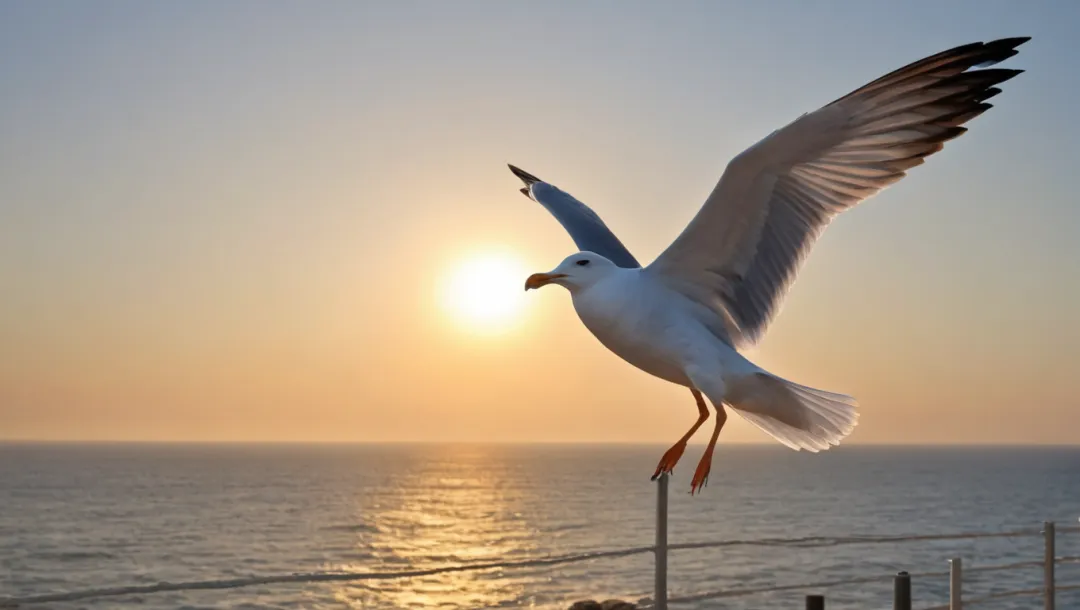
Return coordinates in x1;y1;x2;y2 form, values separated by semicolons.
725;373;858;452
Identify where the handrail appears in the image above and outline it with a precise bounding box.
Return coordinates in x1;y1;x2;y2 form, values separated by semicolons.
965;586;1044;606
1058;583;1080;592
668;569;952;605
1;523;1075;608
961;559;1043;574
667;528;1043;553
1057;555;1080;564
919;578;1080;610
0;545;657;607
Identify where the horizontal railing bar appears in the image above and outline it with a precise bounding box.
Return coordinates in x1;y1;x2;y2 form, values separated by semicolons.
919;578;1080;610
1057;582;1080;591
667;569;951;604
957;554;1080;575
1057;555;1080;564
1;545;657;606
963;559;1044;574
2;525;1070;607
668;528;1042;552
963;586;1042;605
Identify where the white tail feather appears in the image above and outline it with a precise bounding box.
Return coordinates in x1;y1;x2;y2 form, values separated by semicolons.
725;373;859;452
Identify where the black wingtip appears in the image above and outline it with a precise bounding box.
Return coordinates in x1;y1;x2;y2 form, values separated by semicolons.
508;164;541;186
981;36;1031;57
518;187;531;199
998;36;1032;48
970;37;1031;68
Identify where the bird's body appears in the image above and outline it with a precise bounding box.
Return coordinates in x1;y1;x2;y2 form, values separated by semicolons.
571;266;746;389
572;268;701;388
511;37;1030;493
534;253;858;458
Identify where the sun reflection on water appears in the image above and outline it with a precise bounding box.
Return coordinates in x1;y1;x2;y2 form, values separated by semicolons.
328;445;542;608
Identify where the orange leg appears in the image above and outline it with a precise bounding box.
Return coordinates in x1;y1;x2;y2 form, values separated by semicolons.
651;389;709;480
690;404;727;495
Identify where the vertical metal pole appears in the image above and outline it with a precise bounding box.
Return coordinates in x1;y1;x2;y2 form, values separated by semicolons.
949;558;962;610
893;571;912;610
1044;521;1055;610
654;473;668;610
805;594;825;610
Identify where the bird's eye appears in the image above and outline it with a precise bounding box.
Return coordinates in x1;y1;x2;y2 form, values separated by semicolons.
576;259;590;266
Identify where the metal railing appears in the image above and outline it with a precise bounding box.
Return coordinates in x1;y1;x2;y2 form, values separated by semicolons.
649;473;1079;610
2;473;1076;609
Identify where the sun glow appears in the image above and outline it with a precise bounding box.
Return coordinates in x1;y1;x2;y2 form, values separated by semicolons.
440;252;530;333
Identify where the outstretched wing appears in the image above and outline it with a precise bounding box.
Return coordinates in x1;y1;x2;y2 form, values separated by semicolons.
509;164;641;269
647;37;1029;347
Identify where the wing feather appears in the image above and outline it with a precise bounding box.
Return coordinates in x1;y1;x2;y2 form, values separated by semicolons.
647;37;1029;346
508;164;641;269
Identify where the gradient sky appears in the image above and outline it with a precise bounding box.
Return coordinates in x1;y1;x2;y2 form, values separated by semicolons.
2;1;1078;444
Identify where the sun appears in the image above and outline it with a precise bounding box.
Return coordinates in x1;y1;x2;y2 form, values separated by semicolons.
440;252;530;333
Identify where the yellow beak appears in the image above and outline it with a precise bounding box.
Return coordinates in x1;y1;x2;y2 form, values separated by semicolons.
524;272;567;291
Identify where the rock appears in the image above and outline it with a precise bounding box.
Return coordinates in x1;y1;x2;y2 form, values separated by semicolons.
567;600;637;610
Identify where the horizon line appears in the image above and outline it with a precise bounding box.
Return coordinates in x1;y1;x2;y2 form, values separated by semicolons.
1;439;1077;448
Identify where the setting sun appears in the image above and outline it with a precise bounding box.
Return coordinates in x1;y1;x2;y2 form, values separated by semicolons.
440;253;530;332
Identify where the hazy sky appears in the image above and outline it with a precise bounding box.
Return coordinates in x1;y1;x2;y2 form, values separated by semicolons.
2;1;1078;444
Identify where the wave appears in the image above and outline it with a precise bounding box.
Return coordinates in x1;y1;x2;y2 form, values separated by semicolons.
30;550;118;562
320;523;378;534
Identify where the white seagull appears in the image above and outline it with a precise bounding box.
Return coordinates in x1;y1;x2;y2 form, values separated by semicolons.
511;37;1029;493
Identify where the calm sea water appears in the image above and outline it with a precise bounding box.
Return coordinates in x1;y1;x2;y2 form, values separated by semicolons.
1;444;1078;610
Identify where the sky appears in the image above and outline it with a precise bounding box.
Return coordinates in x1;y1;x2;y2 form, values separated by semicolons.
1;1;1078;444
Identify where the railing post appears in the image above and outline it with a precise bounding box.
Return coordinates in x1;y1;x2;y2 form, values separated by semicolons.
655;473;668;610
893;571;912;610
1044;521;1055;610
949;557;962;610
806;594;825;610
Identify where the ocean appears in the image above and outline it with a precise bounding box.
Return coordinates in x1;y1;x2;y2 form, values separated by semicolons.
1;443;1078;610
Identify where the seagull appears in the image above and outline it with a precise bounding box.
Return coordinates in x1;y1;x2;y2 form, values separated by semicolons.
510;37;1029;494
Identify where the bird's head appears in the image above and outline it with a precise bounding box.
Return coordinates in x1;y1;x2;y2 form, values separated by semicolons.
524;251;618;294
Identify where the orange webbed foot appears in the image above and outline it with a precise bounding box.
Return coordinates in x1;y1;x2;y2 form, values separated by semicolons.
651;442;687;480
689;446;715;495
